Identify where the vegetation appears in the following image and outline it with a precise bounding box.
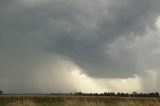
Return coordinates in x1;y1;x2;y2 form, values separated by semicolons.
52;92;160;97
0;91;2;95
0;96;160;106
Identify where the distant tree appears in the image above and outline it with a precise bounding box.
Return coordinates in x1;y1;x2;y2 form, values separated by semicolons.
155;92;159;97
75;92;82;95
0;91;2;95
131;91;137;97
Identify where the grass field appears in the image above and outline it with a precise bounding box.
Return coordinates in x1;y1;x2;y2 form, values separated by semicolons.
0;96;160;106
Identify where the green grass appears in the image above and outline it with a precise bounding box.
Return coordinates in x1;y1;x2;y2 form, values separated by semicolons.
0;96;160;106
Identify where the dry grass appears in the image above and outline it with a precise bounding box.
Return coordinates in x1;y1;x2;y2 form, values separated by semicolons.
62;98;160;106
117;100;160;106
7;99;36;106
63;99;106;106
1;96;160;106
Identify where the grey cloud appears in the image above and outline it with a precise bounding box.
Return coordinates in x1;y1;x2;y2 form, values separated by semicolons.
41;0;160;78
1;0;160;93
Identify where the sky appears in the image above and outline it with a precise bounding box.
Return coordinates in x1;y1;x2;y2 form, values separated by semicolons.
0;0;160;93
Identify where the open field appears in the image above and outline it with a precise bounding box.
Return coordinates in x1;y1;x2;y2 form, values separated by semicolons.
0;96;160;106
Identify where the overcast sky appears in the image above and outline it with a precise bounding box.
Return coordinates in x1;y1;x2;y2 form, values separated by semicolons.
0;0;160;93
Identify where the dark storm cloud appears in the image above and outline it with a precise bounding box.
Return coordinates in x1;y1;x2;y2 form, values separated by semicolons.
0;0;160;93
39;0;160;78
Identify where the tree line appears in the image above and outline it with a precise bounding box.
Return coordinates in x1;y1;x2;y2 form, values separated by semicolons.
1;90;159;97
73;92;160;97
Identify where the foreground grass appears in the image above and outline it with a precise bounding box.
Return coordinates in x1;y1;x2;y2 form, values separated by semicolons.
0;96;160;106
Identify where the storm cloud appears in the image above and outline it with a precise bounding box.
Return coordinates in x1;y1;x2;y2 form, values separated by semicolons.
0;0;160;93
